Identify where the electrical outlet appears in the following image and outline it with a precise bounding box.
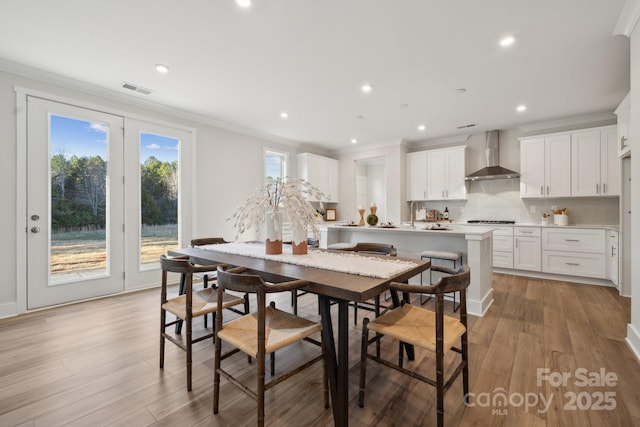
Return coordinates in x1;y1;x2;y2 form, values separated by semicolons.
530;205;536;214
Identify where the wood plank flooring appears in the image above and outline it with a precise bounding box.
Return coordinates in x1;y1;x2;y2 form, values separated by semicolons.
0;273;638;426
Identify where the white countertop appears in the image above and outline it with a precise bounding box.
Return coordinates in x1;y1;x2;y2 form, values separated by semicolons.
321;223;494;238
462;222;619;231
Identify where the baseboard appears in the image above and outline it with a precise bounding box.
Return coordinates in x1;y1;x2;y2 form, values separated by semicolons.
626;323;640;362
492;268;615;287
0;302;18;319
468;288;494;318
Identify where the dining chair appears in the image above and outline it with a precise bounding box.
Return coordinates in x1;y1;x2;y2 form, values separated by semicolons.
213;266;329;427
358;264;471;427
336;242;398;325
159;254;248;391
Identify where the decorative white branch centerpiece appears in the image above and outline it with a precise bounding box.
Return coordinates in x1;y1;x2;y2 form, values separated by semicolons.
230;177;326;255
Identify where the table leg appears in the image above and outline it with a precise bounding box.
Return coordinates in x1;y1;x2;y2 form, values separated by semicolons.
319;296;349;426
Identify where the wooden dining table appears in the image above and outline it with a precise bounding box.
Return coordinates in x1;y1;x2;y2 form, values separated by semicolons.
169;244;430;426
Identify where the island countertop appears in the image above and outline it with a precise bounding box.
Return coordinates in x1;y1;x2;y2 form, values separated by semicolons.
319;223;494;316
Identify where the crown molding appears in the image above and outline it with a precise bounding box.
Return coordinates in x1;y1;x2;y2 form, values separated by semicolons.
614;0;640;37
332;137;406;155
0;58;301;148
407;133;471;150
517;112;615;133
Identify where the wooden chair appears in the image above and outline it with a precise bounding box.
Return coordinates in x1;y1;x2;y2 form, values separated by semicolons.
213;266;329;427
358;264;471;427
336;242;398;325
159;255;247;391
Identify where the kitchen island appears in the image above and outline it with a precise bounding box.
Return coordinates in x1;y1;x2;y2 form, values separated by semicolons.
319;224;494;316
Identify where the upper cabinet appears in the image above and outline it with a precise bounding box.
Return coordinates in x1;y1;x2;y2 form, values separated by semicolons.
406;146;466;201
520;134;571;198
571;127;619;196
615;93;630;158
297;153;339;203
520;125;618;198
406;151;428;200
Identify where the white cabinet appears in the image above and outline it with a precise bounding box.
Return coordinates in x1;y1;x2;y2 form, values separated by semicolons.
297;153;339;202
520;134;571;198
492;226;514;269
571;126;619;196
513;227;541;271
406;151;427;200
615;93;630;158
541;228;606;278
426;146;467;200
607;230;619;287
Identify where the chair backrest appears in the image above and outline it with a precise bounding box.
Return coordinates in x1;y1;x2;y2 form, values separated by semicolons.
160;254;194;274
337;242;397;257
190;237;227;247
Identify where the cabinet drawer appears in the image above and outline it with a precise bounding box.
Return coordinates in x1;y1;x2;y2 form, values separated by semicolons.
514;227;541;237
541;228;605;253
492;226;514;236
542;251;606;278
493;235;513;252
493;251;513;269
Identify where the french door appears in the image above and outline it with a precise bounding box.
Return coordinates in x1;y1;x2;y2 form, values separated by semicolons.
27;97;125;309
26;98;194;309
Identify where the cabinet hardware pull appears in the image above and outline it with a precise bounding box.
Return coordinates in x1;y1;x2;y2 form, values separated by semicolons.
603;183;606;194
621;136;628;144
565;239;580;242
612;246;615;256
596;183;599;194
565;262;580;266
520;230;534;234
546;185;549;195
515;238;518;248
540;185;543;195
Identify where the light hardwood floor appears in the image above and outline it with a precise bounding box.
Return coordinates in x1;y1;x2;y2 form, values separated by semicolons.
0;273;638;426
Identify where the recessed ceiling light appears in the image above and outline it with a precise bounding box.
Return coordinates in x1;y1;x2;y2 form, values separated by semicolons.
351;138;358;144
361;84;373;93
280;112;289;119
500;36;515;47
237;0;252;7
418;125;426;131
155;64;170;73
516;105;527;112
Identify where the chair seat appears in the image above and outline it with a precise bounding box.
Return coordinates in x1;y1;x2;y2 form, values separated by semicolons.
162;287;244;319
367;304;466;354
218;305;322;356
420;250;462;261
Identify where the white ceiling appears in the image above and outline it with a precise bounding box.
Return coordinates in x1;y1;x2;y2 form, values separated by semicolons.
0;0;630;151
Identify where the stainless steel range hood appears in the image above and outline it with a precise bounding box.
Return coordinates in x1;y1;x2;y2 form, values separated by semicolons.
464;130;520;181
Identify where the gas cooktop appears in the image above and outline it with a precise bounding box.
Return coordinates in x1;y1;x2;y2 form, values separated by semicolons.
467;220;516;224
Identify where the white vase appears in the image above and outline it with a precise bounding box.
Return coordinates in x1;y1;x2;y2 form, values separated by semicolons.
265;210;283;255
291;222;308;255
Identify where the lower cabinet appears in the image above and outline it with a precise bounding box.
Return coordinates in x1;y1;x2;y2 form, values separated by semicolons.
513;227;541;271
492;227;514;268
541;228;606;279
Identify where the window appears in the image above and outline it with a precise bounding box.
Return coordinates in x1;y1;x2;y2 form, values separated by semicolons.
264;149;287;181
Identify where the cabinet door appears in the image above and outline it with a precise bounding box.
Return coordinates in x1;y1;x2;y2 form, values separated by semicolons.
514;236;541;271
406;152;427;200
571;130;601;196
520;138;545;197
545;134;571;197
445;148;467;199
426;150;447;200
601;127;619;196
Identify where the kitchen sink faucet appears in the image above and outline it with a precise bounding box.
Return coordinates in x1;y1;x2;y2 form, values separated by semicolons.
410;200;417;229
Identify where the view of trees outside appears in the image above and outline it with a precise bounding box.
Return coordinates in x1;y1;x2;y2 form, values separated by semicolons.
49;115;180;280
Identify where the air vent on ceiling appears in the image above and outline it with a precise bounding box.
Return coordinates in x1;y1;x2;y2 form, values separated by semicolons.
121;82;153;95
456;123;476;129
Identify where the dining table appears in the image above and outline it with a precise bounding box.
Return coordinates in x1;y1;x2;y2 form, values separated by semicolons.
169;243;430;426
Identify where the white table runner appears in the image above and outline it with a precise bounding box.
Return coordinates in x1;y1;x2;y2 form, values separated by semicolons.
199;242;417;279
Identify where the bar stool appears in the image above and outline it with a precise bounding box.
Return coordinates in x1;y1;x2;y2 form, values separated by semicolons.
420;250;462;311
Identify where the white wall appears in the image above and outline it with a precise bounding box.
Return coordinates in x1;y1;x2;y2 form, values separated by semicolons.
0;67;297;316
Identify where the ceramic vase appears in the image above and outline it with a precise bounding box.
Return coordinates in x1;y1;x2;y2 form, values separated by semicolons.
265;210;283;255
291;222;308;255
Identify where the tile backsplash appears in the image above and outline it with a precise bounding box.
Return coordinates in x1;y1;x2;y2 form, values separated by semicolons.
413;179;619;225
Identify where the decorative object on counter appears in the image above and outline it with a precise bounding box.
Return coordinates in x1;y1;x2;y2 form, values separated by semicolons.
426;209;438;220
325;208;337;221
229;177;326;255
552;208;569;226
358;206;366;226
444;206;449;220
541;212;549;226
366;203;379;226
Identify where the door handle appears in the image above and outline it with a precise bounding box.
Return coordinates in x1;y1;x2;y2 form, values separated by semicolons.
31;227;40;233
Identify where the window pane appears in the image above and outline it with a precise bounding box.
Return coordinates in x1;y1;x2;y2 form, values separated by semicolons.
265;151;286;180
140;133;179;268
50;115;108;283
